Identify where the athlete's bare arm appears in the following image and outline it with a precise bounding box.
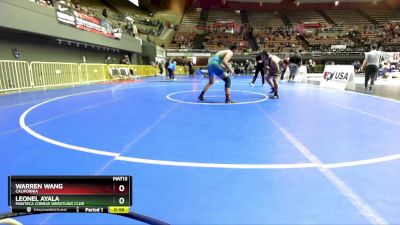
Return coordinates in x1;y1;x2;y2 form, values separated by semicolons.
221;50;234;74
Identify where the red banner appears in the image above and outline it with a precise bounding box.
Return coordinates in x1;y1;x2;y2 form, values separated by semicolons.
55;1;121;39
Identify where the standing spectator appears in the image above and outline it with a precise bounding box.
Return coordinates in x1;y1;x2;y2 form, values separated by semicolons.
165;58;171;79
158;61;164;76
126;20;134;36
121;54;131;64
310;59;316;73
244;60;250;75
188;60;194;77
74;2;82;12
168;61;177;80
114;23;123;34
362;44;381;91
100;9;113;34
104;55;112;64
132;23;138;37
102;8;108;18
238;63;245;75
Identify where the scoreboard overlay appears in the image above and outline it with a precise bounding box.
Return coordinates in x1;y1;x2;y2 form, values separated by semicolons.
8;176;132;214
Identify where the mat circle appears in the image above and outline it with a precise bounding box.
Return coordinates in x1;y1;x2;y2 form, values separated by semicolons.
166;90;269;105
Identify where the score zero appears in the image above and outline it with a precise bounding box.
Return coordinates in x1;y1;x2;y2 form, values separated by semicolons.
113;177;128;192
112;177;128;205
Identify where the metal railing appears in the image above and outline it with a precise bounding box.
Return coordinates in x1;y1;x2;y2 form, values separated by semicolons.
80;64;108;83
175;66;187;75
0;61;191;93
31;62;80;89
0;60;32;92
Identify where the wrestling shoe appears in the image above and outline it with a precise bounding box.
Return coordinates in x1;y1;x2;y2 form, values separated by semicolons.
225;98;236;103
268;88;275;94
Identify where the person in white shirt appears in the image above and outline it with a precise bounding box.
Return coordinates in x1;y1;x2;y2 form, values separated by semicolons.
132;24;138;36
362;44;381;91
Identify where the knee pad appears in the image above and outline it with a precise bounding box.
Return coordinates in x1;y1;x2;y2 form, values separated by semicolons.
222;76;231;88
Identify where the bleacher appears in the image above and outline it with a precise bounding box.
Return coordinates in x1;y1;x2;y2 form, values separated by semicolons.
324;9;372;25
168;8;201;49
202;10;247;52
246;11;285;31
168;6;400;53
207;10;241;23
254;27;303;52
285;10;327;25
305;32;354;52
169;32;197;49
180;8;201;29
203;32;250;53
362;9;400;24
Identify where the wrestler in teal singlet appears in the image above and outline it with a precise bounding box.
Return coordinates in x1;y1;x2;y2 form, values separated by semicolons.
207;52;224;78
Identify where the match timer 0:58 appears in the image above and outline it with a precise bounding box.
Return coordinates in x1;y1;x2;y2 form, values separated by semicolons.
108;206;130;214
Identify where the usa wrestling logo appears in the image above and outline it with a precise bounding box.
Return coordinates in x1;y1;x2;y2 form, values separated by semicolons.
323;71;334;81
324;71;350;81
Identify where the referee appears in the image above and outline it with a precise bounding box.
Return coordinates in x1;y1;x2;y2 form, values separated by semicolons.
361;44;381;91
